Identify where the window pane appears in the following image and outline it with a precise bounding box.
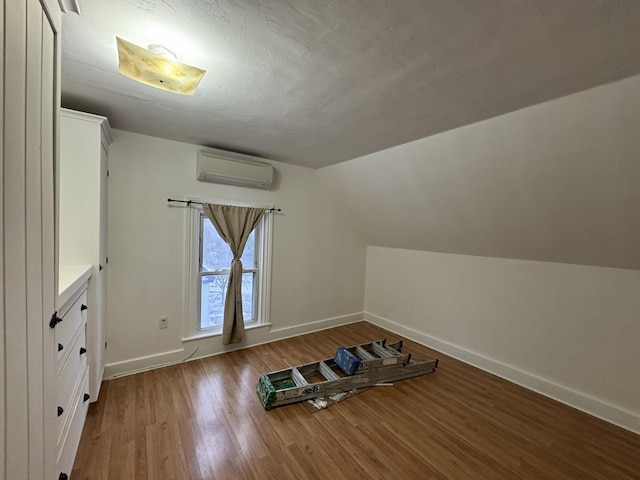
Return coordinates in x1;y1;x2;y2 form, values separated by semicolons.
201;218;232;271
240;230;256;267
201;216;256;271
200;272;255;329
200;274;228;328
241;272;255;321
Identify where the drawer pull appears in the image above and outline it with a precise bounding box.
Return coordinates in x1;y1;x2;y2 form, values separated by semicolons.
57;406;64;417
58;343;64;352
81;304;88;311
99;264;104;271
49;311;61;328
83;393;91;402
59;474;69;480
79;346;87;355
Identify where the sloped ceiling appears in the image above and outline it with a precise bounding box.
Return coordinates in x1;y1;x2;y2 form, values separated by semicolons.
319;75;640;270
61;0;640;168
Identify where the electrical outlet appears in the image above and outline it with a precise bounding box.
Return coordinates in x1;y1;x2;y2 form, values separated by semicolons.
159;317;168;329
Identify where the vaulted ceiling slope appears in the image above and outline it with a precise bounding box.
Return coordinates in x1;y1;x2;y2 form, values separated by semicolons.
319;74;640;271
61;0;640;169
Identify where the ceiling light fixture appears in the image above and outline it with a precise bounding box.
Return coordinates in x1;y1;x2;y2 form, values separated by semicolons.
58;0;81;14
116;37;206;96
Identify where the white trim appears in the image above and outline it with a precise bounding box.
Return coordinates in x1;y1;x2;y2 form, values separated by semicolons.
365;312;640;435
104;312;364;379
258;208;273;326
183;205;200;338
103;348;187;379
268;311;363;336
182;321;271;343
60;107;112;143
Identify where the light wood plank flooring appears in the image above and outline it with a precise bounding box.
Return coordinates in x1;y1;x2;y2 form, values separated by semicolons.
72;322;640;479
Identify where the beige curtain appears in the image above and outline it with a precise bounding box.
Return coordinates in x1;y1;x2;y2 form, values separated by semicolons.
203;204;265;345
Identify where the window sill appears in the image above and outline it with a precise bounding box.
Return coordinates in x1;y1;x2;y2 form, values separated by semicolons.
182;322;272;343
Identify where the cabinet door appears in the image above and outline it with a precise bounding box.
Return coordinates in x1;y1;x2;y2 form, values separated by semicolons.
1;0;60;478
93;142;109;399
99;143;109;268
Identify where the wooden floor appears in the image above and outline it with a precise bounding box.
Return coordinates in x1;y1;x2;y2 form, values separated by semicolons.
72;322;640;479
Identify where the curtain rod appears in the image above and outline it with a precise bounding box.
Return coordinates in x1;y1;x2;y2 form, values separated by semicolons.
167;198;282;212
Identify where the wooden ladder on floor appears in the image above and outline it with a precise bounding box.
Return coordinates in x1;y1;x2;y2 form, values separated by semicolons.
256;339;439;410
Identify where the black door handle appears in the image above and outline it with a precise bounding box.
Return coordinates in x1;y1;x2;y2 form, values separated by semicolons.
49;312;61;328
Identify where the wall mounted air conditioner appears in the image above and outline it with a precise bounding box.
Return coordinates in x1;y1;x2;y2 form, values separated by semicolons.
196;150;274;189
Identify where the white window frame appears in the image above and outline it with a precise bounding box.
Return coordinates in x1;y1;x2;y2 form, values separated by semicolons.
183;199;273;340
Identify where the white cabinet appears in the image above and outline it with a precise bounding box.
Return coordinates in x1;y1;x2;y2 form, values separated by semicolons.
2;0;61;478
54;268;92;478
59;108;113;403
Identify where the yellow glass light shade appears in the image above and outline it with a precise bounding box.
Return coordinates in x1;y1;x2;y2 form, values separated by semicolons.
116;37;206;96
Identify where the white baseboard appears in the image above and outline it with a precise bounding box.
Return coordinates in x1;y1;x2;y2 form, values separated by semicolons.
104;348;187;379
268;311;363;337
365;312;640;435
104;312;364;380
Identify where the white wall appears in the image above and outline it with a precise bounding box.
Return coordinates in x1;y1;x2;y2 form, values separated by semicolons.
105;130;366;376
365;247;640;433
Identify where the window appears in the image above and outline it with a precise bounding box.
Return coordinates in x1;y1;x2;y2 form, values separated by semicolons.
200;214;257;327
185;203;272;339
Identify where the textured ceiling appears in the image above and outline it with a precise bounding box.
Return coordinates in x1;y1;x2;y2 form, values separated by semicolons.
61;0;640;168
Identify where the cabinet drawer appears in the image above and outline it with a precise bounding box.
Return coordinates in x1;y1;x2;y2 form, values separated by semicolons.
56;289;88;370
57;367;90;479
56;328;88;444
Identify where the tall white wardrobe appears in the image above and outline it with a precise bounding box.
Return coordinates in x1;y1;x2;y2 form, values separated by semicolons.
59;109;112;405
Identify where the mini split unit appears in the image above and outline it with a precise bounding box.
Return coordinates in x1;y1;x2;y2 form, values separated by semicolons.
196;150;274;189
